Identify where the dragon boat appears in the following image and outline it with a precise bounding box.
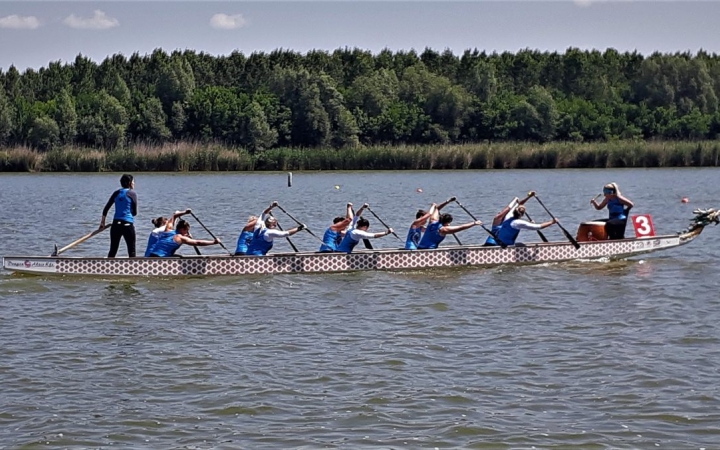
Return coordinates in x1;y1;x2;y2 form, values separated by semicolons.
3;209;718;277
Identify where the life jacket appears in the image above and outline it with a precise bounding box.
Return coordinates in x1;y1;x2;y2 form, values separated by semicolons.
404;226;423;250
607;198;626;220
114;188;134;222
337;229;360;254
149;231;180;257
247;228;273;256
417;221;445;249
484;224;502;246
144;226;165;257
234;230;254;255
496;217;521;246
319;227;341;252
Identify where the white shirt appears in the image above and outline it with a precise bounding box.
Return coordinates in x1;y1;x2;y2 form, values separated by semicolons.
346;216;375;241
511;219;544;231
256;212;290;242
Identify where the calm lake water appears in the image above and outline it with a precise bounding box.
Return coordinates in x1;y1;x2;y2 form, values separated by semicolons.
1;169;719;449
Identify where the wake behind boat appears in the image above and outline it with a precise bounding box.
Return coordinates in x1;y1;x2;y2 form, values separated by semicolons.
3;209;717;277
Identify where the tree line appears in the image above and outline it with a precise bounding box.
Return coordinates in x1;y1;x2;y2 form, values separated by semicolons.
2;47;720;152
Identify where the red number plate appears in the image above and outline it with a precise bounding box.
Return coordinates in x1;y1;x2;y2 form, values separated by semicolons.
631;214;655;238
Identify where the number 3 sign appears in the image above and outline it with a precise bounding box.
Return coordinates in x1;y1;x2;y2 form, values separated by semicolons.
631;214;655;238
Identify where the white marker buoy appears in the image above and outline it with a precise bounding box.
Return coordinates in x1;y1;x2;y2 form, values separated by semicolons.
288;172;292;187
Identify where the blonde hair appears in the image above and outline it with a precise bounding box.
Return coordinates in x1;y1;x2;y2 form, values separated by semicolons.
604;182;621;196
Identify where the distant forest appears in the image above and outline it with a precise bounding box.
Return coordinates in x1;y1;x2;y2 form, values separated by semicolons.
2;47;720;152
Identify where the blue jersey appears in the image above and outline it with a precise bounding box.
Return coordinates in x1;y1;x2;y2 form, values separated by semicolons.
149;231;180;257
319;227;342;252
417;222;445;250
144;227;164;257
235;230;254;255
247;228;273;256
337;230;361;254
404;227;423;250
496;218;521;246
484;224;502;246
607;198;626;220
114;188;134;222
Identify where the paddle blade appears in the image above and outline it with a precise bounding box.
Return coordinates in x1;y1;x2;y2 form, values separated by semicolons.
363;239;373;250
560;226;581;249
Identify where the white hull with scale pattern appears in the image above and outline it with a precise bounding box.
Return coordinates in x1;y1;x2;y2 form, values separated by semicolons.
1;230;704;277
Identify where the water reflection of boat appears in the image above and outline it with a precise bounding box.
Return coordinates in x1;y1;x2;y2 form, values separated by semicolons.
3;209;718;278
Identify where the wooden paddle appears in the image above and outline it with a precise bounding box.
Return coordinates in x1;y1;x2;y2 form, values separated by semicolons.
189;211;232;255
454;200;507;249
269;213;299;252
532;195;581;249
523;211;549;243
52;224;111;256
366;207;402;242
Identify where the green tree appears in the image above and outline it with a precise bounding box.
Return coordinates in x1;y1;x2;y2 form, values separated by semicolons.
0;88;14;144
28;116;60;151
53;90;77;145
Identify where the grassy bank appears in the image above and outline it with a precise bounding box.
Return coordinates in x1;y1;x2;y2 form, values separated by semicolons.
2;141;720;172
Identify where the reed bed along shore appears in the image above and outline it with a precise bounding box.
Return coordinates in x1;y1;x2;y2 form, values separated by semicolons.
2;141;720;173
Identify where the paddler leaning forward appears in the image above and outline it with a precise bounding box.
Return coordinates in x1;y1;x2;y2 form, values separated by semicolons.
147;215;222;257
246;201;305;256
490;205;557;247
318;202;353;253
336;203;393;253
484;191;535;246
417;208;482;250
405;196;456;250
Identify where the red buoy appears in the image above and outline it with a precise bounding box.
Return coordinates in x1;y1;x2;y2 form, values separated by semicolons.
681;197;689;203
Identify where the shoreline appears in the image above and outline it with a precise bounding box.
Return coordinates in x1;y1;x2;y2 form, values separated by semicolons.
2;140;720;172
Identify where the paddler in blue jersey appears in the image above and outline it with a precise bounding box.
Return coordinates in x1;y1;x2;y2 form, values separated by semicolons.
405;196;456;250
100;174;138;258
494;205;557;246
318;203;353;252
147;219;222;257
145;209;192;257
337;203;393;253
590;182;634;239
234;215;259;255
417;209;482;250
484;191;536;246
246;201;305;256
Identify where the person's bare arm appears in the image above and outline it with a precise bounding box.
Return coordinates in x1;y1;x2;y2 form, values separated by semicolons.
440;220;482;235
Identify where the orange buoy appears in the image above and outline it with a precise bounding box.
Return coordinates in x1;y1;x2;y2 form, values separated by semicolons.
681;197;689;203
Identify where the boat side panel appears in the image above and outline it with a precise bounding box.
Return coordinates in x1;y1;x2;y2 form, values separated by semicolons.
2;234;681;276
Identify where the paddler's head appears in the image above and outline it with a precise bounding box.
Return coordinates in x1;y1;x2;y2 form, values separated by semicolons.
176;219;190;235
152;216;167;228
513;206;526;219
120;173;134;189
332;216;345;224
356;217;370;230
439;213;453;225
416;209;427;219
603;183;617;196
265;216;278;228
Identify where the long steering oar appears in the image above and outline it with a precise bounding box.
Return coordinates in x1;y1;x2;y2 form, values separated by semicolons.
532;195;580;249
524;211;549;243
275;204;324;245
269;213;299;252
454;200;507;249
189;212;233;255
52;224;110;256
366;207;402;242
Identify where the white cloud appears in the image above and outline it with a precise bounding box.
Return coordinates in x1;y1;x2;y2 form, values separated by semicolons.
63;10;119;30
0;14;40;30
210;13;247;30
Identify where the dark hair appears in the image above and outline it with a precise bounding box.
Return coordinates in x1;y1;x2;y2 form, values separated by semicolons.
176;219;190;231
440;213;453;225
151;216;166;227
513;206;526;219
120;174;134;188
356;217;370;228
332;216;345;224
415;209;427;219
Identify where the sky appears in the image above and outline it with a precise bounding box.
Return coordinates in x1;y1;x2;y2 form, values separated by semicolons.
1;1;720;71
